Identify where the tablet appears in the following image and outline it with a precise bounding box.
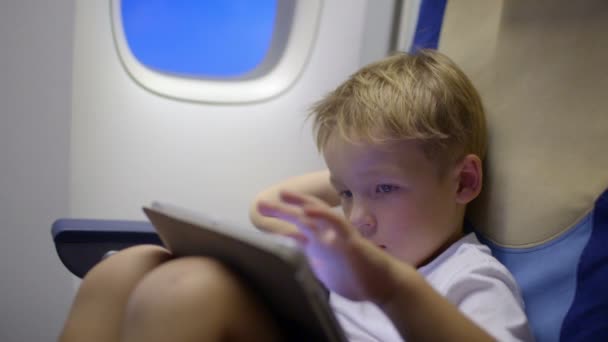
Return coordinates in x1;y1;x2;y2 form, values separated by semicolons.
143;201;347;342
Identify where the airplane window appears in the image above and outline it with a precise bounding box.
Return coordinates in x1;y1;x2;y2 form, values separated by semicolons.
121;0;277;78
111;0;322;103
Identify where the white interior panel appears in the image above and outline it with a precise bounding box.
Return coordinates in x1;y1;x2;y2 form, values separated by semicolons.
0;0;74;340
70;0;371;227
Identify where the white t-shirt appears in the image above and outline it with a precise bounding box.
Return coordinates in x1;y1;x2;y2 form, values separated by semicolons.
330;233;534;341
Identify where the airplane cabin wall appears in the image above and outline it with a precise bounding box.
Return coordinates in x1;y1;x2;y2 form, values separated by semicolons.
0;0;396;340
0;0;75;340
70;0;395;228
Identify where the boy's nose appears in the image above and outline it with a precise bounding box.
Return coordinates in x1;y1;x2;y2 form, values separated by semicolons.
349;204;377;238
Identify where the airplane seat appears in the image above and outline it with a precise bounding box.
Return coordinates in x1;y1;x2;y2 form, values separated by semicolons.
52;0;608;340
439;0;608;340
560;194;608;341
52;219;160;278
51;182;608;342
470;191;608;342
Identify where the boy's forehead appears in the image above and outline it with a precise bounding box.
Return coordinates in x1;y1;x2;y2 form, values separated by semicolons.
324;134;422;159
323;135;430;177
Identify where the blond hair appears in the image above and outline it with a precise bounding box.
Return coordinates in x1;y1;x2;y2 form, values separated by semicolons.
310;49;487;169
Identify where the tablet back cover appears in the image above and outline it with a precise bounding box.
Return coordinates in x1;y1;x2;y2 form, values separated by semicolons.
143;203;347;342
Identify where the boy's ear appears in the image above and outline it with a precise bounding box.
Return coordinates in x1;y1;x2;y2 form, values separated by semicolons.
454;154;483;205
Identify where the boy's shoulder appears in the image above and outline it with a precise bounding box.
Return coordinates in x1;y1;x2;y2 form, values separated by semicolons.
420;233;533;341
420;232;520;296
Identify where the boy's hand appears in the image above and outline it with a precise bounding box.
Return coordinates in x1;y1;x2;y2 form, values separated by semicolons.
257;190;405;305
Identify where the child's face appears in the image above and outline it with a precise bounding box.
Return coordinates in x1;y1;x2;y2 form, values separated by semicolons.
323;134;465;267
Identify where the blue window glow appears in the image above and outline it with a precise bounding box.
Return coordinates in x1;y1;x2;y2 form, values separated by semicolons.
121;0;278;78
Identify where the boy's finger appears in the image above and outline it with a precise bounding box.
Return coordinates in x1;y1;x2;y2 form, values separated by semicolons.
257;200;304;224
258;201;321;238
280;231;309;245
279;190;319;207
303;205;352;238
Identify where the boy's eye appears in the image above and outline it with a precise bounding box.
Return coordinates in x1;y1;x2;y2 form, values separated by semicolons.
376;184;399;193
339;190;353;199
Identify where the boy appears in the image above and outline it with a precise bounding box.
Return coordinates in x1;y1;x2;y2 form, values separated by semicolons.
60;50;531;342
251;49;532;341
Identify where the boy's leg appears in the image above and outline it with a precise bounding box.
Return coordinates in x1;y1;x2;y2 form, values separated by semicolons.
121;256;283;342
60;245;173;342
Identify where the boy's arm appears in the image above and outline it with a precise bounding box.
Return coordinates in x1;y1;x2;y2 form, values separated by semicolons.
259;190;495;342
249;170;340;234
380;262;495;341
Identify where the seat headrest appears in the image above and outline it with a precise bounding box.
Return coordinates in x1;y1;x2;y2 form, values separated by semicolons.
440;0;608;247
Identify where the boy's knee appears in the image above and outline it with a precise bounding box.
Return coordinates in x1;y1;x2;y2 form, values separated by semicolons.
122;257;273;341
61;245;172;342
78;245;171;297
125;257;248;319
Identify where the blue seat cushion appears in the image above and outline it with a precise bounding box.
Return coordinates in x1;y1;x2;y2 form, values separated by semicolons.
475;189;608;341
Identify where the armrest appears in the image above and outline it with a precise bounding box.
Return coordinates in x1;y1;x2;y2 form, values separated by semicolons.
51;219;163;278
